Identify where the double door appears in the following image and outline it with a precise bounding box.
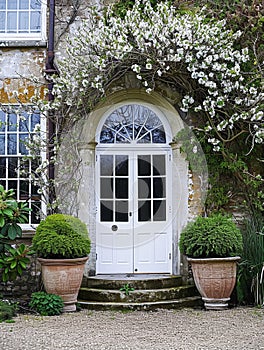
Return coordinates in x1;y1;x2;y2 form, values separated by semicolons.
96;149;172;274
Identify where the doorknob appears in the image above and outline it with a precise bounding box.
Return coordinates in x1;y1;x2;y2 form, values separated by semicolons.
111;225;118;231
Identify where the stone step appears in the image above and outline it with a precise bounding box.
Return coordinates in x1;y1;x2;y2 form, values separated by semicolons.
78;296;202;311
81;274;183;290
78;285;198;303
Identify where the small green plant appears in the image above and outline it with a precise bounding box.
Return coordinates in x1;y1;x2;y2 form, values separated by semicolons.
237;215;264;306
29;291;64;316
120;283;135;296
32;214;91;259
179;213;243;258
0;185;32;282
0;299;18;322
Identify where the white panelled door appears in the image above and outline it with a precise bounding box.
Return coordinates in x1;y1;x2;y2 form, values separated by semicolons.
96;150;172;274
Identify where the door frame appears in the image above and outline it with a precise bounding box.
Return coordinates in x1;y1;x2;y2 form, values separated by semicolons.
95;146;173;274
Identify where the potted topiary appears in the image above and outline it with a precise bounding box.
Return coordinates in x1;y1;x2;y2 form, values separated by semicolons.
32;214;91;312
179;213;243;310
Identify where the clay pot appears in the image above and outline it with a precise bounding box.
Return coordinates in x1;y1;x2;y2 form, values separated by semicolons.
187;256;240;310
38;257;88;312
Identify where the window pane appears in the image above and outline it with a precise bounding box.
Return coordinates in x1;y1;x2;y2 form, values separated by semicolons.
20;180;29;199
30;0;40;9
8;180;17;194
7;0;17;9
0;12;5;31
19;113;29;131
31;201;41;224
19;11;29;31
7;134;17;154
153;155;165;175
115;178;128;199
31;112;40;130
8;157;18;177
138;155;151;176
0;0;6;10
0;135;5;154
0;158;6;178
7;113;17;131
19;0;29;9
7;11;17;32
138;178;151;199
100;178;113;199
19;133;28;154
152;127;166;143
115;155;128;176
0;111;6;131
30;10;40;31
115;201;128;222
100;155;113;176
153;200;166;221
101;201;113;222
138;200;151;222
153;178;166;198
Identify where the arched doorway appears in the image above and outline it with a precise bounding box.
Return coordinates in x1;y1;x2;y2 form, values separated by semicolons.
95;103;173;274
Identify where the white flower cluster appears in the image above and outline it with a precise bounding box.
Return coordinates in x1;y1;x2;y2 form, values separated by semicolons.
51;0;263;151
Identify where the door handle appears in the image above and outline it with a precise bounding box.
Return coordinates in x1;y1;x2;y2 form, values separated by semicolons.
111;225;118;231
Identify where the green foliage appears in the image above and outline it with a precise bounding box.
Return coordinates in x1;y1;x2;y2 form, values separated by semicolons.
179;214;243;258
32;214;91;259
0;299;17;322
112;0;173;18
120;283;135;296
0;244;32;282
0;185;32;282
237;215;264;306
29;292;64;316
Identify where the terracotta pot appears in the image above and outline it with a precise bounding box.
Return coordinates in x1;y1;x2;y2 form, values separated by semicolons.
187;256;240;310
38;257;88;312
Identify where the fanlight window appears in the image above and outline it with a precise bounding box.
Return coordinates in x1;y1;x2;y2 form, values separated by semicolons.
100;104;166;144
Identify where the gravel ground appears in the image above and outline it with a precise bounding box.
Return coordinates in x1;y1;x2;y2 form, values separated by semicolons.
1;307;264;350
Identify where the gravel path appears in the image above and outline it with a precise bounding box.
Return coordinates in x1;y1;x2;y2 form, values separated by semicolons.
1;307;264;350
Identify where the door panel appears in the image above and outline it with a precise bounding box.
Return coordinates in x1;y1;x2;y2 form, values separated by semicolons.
96;150;172;274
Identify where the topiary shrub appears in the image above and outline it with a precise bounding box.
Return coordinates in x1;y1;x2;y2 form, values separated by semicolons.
179;214;243;258
32;214;91;259
29;291;64;316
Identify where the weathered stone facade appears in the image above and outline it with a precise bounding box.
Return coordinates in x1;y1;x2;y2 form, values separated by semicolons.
0;0;205;297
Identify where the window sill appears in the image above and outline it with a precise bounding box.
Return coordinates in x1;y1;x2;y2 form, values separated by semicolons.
0;40;47;48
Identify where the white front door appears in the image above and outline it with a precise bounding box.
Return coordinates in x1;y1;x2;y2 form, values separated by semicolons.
96;150;172;274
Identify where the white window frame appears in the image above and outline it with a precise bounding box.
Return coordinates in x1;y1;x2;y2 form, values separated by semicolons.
0;0;46;42
0;105;46;229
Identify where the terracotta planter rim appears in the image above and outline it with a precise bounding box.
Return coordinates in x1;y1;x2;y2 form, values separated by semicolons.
187;256;241;263
37;256;88;266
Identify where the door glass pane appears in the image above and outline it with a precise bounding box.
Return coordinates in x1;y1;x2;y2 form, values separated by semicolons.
115;201;128;222
138;200;151;221
115;155;128;176
138;178;151;199
153;200;166;221
138;155;151;176
153;178;166;198
101;201;113;222
115;178;128;199
153;155;165;175
100;178;113;199
100;155;113;176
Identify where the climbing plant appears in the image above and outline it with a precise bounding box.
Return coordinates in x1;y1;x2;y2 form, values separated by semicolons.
28;0;263;214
